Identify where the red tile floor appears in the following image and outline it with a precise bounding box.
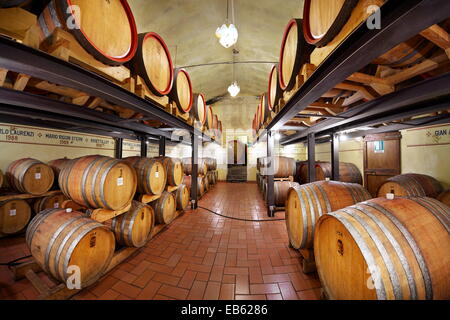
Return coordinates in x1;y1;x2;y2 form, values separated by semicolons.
0;182;321;300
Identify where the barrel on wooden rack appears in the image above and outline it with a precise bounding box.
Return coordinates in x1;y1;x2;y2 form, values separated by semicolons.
183;176;204;197
204;158;217;171
268;64;282;111
26;208;115;288
174;184;190;210
373;35;437;69
130;32;173;96
168;68;193;114
206;105;214;130
123;156;166;196
299;161;362;184
150;191;176;225
6;158;54;195
377;173;443;198
437;188;450;207
285;180;371;250
260;156;296;178
182;158;208;176
274;181;299;207
47;158;71;181
315;197;450;300
303;0;359;47
259;93;270;125
203;175;210;192
33;193;67;213
0;199;31;236
111;201;154;248
155;156;183;187
279;19;313;91
59;155;137;210
39;0;138;66
191;93;207;126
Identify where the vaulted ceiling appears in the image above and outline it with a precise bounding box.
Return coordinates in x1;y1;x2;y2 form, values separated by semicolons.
128;0;304;102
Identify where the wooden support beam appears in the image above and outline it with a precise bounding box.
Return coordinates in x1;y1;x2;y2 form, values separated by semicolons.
419;24;450;58
334;82;376;100
13;73;30;91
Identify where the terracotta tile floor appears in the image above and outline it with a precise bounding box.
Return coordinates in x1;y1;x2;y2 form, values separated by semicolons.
0;182;322;300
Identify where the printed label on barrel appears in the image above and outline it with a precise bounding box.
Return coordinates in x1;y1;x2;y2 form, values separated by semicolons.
9;209;16;216
117;177;124;186
155;172;159;178
35;173;41;180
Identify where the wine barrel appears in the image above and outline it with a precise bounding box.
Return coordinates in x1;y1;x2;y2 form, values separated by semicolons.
175;184;190;210
206;105;214;130
26;209;115;288
191;93;207;126
259;156;296;178
0;0;30;7
203;175;210;192
59;155;137;210
183;176;204;197
204;158;217;171
303;0;359;47
315;197;450;300
38;0;138;66
212;115;219;136
47;158;71;181
299;161;362;184
279;19;313;91
154;157;183;187
168;68;193;113
377;173;443;198
294;161;307;183
0;169;3;188
6;158;54;195
111;201;154;248
33;193;67;213
150;191;176;225
268;64;282;111
437;188;450;207
0;199;31;235
182;158;208;176
130;32;173;96
123;156;166;195
373;35;437;69
274;181;299;207
259;93;270;125
285;180;371;250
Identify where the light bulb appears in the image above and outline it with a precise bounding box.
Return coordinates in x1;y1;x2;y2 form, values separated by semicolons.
274;133;281;140
228;81;240;97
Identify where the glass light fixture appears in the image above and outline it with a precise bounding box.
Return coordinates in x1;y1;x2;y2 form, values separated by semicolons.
274;133;281;140
216;23;238;48
228;81;240;97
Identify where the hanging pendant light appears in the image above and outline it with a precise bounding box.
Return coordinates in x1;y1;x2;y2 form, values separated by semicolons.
216;0;238;48
228;81;240;97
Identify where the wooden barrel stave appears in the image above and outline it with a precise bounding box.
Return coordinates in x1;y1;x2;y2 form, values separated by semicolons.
48;158;71;187
0;199;31;235
182;158;208;176
169;68;193;113
39;0;138;66
268;64;282;110
26;208;115;288
315;197;450;300
6;158;54;195
191;93;207;126
154;156;183;187
33;193;67;213
151;191;176;225
377;173;443;198
123;156;166;195
285;180;371;249
183;176;204;197
111;201;154;247
259;156;296;178
437;188;450;207
274;181;299;207
174;184;190;210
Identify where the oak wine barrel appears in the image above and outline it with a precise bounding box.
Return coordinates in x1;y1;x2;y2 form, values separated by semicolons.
373;35;437;69
26;209;115;288
155;156;183;187
150;191;176;225
39;0;138;66
274;181;299;207
47;158;71;181
259;93;270;125
130;32;173;96
279;19;313;91
303;0;359;47
111;201;154;247
59;155;137;210
285;180;371;249
212;115;219;136
174;184;190;210
0;199;31;235
191;93;207;126
315;197;450;299
168;68;193;113
0;169;3;188
294;161;307;183
259;156;296;178
203;175;210;192
268;64;282;110
182;158;208;176
299;161;362;184
123;156;166;196
377;173;443;198
6;158;54;195
437;188;450;207
183;176;204;197
33;193;67;213
206;105;214;130
204;158;217;171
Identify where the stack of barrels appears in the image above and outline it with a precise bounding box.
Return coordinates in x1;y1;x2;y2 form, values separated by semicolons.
182;157;218;198
296;161;363;185
284;172;450;300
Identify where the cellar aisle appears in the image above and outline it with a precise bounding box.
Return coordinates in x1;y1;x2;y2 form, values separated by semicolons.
0;182;321;300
